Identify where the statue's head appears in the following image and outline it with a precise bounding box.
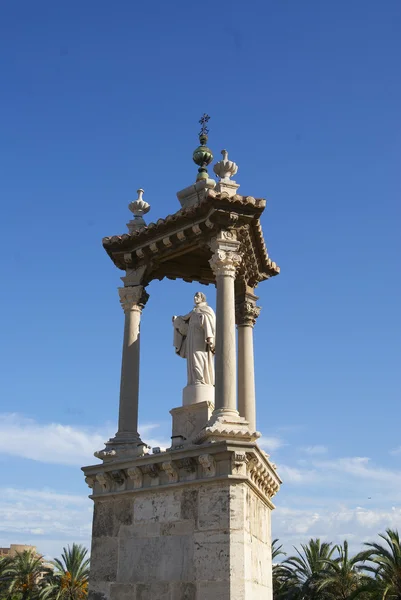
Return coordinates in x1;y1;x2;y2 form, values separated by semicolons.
194;291;206;305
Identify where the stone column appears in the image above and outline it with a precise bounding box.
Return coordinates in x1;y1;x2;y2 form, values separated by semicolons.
236;293;261;432
114;285;149;444
209;235;242;415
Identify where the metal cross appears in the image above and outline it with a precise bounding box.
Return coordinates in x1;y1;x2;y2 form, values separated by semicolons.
199;113;210;136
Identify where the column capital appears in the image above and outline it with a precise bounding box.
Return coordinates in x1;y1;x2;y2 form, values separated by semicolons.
209;249;242;278
236;300;261;327
118;285;149;312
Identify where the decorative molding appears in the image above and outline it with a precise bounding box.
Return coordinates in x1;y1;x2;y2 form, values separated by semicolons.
162;461;179;483
127;466;143;489
198;454;216;478
118;285;149;312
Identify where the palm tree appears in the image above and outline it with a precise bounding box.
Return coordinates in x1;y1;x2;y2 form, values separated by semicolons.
283;538;337;599
4;549;50;600
46;544;89;600
0;555;13;598
316;540;371;600
272;539;301;600
359;528;401;600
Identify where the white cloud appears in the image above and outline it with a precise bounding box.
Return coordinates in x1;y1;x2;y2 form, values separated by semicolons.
390;446;401;455
311;456;401;486
300;445;328;455
273;504;401;552
258;435;285;452
0;414;169;467
0;487;92;558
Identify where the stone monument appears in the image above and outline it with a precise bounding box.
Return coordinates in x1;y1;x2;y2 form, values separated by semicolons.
82;115;282;600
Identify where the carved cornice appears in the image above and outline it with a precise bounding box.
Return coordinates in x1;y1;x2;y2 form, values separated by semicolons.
247;455;280;498
118;285;149;312
83;446;281;503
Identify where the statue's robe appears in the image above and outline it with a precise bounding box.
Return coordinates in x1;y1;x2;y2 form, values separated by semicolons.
173;302;215;386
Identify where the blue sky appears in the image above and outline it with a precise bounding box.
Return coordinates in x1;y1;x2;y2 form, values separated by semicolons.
0;0;400;558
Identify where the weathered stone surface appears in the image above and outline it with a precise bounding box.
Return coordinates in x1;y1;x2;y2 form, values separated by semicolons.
134;490;181;523
181;488;198;521
197;581;230;600
90;537;118;582
136;583;170;600
114;497;133;530
92;501;114;538
198;484;229;530
160;519;194;536
88;581;111;600
118;533;194;583
193;531;230;581
109;584;135;600
170;582;196;600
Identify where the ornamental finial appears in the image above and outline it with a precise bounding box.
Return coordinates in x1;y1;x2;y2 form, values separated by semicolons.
127;189;150;233
193;114;213;182
213;149;238;181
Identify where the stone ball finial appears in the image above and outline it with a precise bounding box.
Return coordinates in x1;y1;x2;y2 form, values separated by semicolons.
193;114;214;182
213;149;238;182
127;189;150;232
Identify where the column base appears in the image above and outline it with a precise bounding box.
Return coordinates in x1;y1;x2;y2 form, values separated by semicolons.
195;409;261;444
94;432;150;463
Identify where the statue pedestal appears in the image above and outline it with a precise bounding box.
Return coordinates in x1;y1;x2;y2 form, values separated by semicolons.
182;384;214;406
170;401;214;447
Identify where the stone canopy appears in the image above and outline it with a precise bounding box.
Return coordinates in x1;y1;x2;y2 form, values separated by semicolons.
102;190;279;289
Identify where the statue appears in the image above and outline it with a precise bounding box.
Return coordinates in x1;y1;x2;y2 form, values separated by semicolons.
173;292;216;386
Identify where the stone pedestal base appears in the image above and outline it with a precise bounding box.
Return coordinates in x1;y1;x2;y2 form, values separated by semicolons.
195;409;261;444
82;442;281;600
183;384;214;406
94;432;149;463
170;401;214;447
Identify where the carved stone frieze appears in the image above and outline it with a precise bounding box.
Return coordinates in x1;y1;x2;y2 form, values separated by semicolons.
96;473;111;491
176;457;197;472
198;454;216;478
162;461;179;483
140;464;160;478
83;446;281;502
127;466;143;489
85;475;96;489
110;470;126;487
232;452;248;476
